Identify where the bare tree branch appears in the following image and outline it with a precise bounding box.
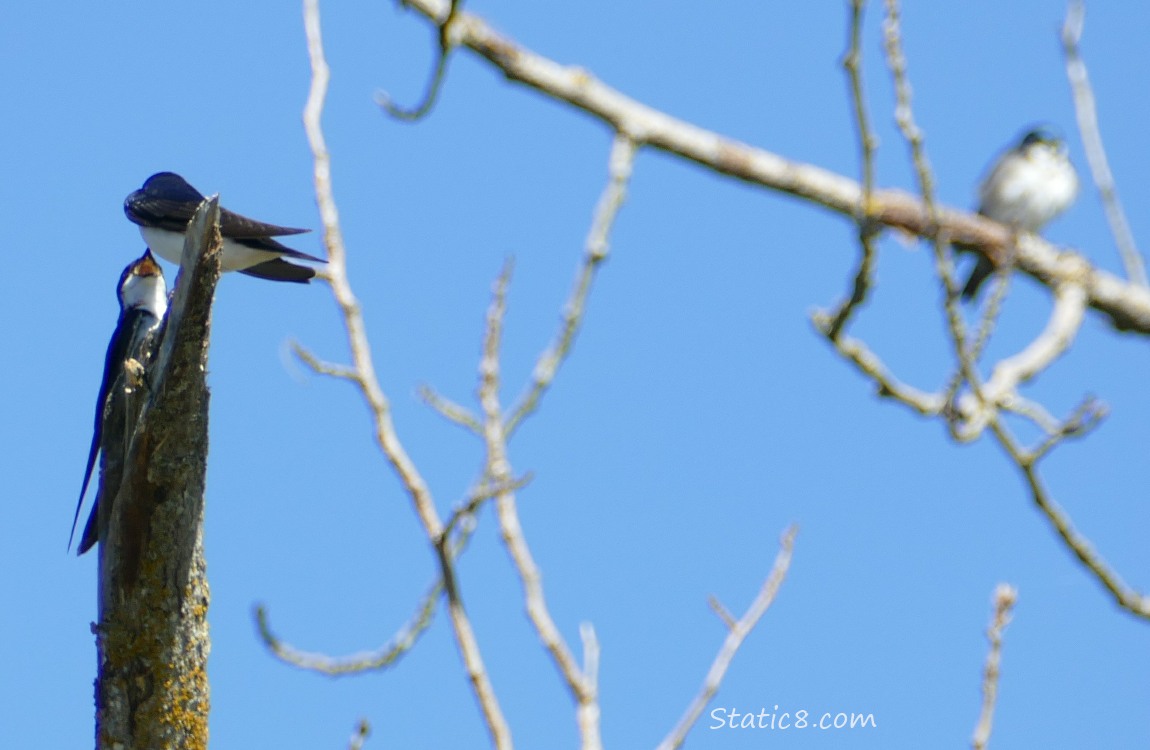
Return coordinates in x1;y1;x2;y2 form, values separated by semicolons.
376;0;463;120
657;526;798;750
889;0;1149;619
431;525;510;748
990;422;1150;618
971;584;1018;750
882;0;975;359
475;260;603;748
348;718;371;750
465;134;637;746
802;3;1135;623
254;580;440;676
270;4;1150;748
579;622;599;714
291;339;358;381
391;0;1150;626
301;0;511;743
820;0;879;341
1061;1;1147;288
1029;395;1107;463
393;0;1150;334
257;468;527;678
418;383;483;434
506;133;636;437
304;0;438;538
813;324;949;415
956;281;1089;438
816;0;953;425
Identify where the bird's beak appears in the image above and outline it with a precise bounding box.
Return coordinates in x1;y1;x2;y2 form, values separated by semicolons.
137;249;163;278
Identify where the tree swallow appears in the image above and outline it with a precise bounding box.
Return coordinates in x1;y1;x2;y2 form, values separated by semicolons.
70;250;168;555
959;127;1078;300
125;172;324;283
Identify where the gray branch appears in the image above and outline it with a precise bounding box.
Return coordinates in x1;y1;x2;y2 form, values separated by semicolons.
396;0;1150;335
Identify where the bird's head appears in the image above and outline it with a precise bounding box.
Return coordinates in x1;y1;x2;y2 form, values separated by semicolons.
1018;126;1068;156
118;249;168;318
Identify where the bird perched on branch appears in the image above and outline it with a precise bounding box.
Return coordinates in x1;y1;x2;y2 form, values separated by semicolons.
959;127;1078;301
70;250;168;554
125;172;324;283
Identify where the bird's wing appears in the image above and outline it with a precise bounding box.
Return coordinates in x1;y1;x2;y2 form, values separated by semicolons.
219;207;311;238
69;313;134;552
128;185;312;239
77;499;100;555
232;234;326;263
125;193;201;232
68;415;102;552
239;258;317;283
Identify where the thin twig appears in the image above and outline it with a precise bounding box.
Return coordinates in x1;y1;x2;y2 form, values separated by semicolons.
256;474;527;683
883;0;974;362
812;323;948;417
843;0;878;202
255;584;440;675
956;281;1088;439
474;260;602;748
820;0;879;341
1000;394;1063;437
707;596;737;630
1028;396;1107;463
1061;2;1147;288
304;0;440;538
348;719;371;750
505;134;636;437
657;526;798;750
303;0;511;743
418;383;483;434
989;419;1150;618
579;623;599;705
431;530;510;748
441;472;533;539
882;0;1023;455
475;136;636;747
292;340;359;381
971;584;1017;750
967;260;1011;364
377;0;463;120
257;460;530;678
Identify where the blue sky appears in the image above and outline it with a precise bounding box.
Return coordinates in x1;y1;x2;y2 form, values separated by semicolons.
3;1;1149;747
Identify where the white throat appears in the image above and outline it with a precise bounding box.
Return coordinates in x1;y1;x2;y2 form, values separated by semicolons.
121;272;168;318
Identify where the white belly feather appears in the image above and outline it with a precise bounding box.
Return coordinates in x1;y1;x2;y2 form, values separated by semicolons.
139;226;281;272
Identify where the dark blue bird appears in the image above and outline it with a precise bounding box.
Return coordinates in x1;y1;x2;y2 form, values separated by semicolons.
70;250;167;554
125;172;323;283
